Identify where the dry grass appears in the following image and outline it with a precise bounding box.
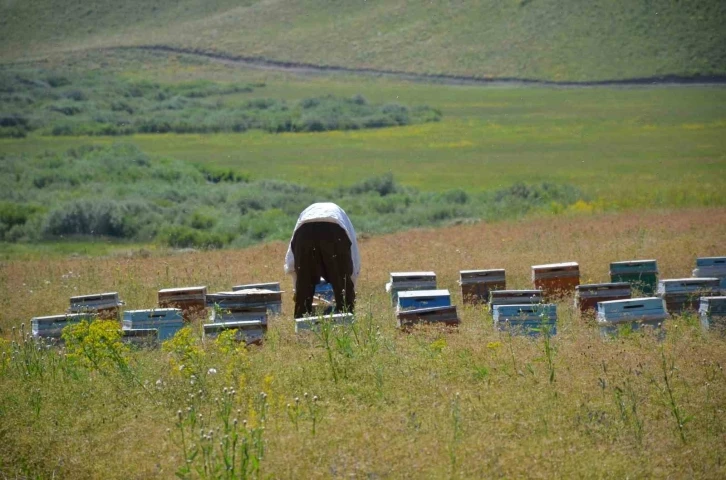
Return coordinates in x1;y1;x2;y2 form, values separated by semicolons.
1;208;726;478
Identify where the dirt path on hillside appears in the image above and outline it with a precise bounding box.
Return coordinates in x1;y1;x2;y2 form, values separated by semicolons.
119;45;726;88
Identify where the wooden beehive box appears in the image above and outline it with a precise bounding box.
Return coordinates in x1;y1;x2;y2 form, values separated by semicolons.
120;328;159;347
693;257;726;289
233;282;282;313
492;304;557;336
397;305;460;329
207;290;282;311
158;286;207;318
596;297;667;336
459;269;506;305
699;296;726;331
387;271;437;306
209;306;267;324
31;312;96;339
489;290;543;309
656;278;721;314
532;262;580;298
69;292;123;320
203;320;267;345
397;289;451;311
610;259;659;296
122;308;184;341
574;282;632;313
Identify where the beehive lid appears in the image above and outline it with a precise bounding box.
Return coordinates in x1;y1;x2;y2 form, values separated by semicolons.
696;257;726;267
390;272;436;281
657;277;721;294
397;289;450;299
158;286;206;294
232;282;281;292
610;259;658;273
532;262;579;271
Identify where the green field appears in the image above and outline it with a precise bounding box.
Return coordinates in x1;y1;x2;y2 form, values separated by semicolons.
3;52;725;209
2;0;725;81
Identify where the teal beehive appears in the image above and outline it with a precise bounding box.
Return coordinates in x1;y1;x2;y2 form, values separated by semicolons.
492;304;557;336
609;260;658;295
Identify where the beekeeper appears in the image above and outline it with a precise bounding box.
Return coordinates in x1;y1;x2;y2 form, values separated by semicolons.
284;202;360;318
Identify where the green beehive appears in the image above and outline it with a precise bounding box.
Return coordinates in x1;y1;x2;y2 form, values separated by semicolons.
610;260;659;296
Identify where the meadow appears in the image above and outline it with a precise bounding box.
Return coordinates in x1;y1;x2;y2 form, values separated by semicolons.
1;208;725;478
2;50;725;211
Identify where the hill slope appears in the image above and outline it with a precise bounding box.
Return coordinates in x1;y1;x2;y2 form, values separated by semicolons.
2;0;725;81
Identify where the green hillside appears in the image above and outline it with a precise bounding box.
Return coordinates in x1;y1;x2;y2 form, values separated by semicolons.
2;0;725;82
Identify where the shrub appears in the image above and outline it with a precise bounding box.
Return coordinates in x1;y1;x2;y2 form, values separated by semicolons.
348;173;399;196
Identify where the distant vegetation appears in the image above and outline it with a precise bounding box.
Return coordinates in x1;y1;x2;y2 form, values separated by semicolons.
0;67;441;138
0;144;584;249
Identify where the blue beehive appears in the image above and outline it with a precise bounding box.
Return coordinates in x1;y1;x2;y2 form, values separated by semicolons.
295;313;355;333
31;312;96;339
232;282;282;313
122;308;184;341
397;289;451;311
210;307;267;324
596;297;667;336
493;304;557;336
609;260;659;295
693;257;726;288
203;320;267;344
386;271;437;306
699;296;726;331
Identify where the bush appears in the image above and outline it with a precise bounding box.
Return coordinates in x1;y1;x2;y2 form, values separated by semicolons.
348;173;399;196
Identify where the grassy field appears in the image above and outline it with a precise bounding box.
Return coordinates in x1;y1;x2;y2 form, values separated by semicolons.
3;51;726;213
1;208;725;478
2;0;725;81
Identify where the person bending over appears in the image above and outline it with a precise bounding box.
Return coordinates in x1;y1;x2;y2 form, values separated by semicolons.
284;202;360;318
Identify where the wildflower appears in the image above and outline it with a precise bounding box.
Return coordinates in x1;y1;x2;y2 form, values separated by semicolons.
207;367;218;375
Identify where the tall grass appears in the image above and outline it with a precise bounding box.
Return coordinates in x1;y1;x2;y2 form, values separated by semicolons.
0;209;725;477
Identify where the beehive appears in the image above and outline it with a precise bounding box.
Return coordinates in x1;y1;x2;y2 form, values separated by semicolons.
459;269;506;305
158;286;207;318
693;257;726;289
122;308;184;341
120;328;159;347
232;282;282;313
492;304;557;336
397;289;451;311
596;297;667;336
574;282;632;313
397;305;460;329
203;320;267;345
489;290;543;309
699;296;726;331
610;260;659;296
69;292;123;320
31;312;96;339
532;262;580;298
656;278;721;314
209;306;267;324
386;272;437;306
295;313;355;333
207;290;282;309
